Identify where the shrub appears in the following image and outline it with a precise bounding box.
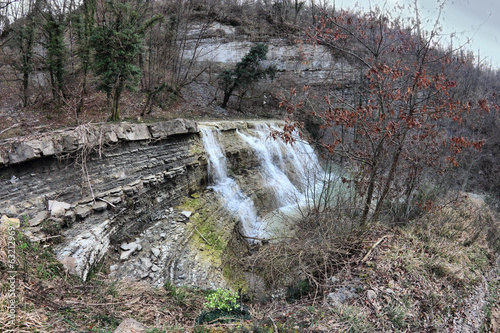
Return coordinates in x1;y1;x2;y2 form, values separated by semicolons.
205;288;240;312
196;288;250;325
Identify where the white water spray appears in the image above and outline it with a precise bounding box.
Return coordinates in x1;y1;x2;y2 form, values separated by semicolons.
200;128;263;238
201;124;325;240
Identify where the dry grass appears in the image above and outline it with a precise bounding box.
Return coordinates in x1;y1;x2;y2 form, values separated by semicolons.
0;193;498;332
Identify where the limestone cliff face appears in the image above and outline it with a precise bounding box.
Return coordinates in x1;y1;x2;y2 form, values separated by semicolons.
0;119;269;289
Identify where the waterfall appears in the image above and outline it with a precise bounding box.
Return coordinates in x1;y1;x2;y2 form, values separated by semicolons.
200;128;263;238
200;124;324;240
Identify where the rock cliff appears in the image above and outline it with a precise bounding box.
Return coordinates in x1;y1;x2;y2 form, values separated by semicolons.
0;119;274;289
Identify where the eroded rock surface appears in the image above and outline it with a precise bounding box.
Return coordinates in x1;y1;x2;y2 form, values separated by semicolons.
1;120;268;287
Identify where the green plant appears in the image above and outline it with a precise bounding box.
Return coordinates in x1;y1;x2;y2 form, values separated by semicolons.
286;280;310;303
164;281;187;305
90;0;163;120
196;288;250;325
205;288;240;312
218;43;276;108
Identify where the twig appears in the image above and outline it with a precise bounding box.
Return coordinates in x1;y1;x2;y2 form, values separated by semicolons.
269;315;278;332
97;197;116;208
239;232;294;242
0;123;21;135
194;226;212;246
63;297;141;306
361;235;388;263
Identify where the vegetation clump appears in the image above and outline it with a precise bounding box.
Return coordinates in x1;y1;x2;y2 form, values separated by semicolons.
196;288;250;325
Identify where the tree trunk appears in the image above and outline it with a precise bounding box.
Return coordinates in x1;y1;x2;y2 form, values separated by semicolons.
221;90;231;109
372;130;408;222
110;91;121;121
361;162;378;225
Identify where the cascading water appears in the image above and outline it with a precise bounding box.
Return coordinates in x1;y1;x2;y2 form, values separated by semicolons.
200;128;263;238
201;124;325;240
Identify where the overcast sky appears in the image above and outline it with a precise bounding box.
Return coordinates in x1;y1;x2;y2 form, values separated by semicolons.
333;0;500;69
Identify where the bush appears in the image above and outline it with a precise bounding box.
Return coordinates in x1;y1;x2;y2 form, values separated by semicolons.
205;288;240;312
196;288;251;325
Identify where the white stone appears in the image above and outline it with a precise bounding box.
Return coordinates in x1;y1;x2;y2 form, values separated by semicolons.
151;248;160;257
367;290;377;301
140;257;152;269
30;211;46;226
48;200;71;217
113;318;147;333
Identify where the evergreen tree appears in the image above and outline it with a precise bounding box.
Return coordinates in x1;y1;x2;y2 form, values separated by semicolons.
76;0;96;96
14;1;37;107
218;43;276;109
43;13;66;102
90;0;162;121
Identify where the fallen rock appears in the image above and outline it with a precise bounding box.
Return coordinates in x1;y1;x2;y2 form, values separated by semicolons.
48;200;71;217
64;210;76;223
181;211;192;218
140;257;152;269
120;242;142;260
30;211;47;227
92;201;108;212
55;219;112;280
113;318;147;333
75;205;92;219
151;247;160;257
327;287;357;305
8;205;18;215
1;215;21;229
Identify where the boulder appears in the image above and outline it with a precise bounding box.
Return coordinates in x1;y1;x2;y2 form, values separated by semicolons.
0;215;20;229
55;219;111;280
148;119;198;138
30;211;47;227
8;142;38;164
48;200;71;217
75;205;92;219
113;318;147;333
114;124;151;141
